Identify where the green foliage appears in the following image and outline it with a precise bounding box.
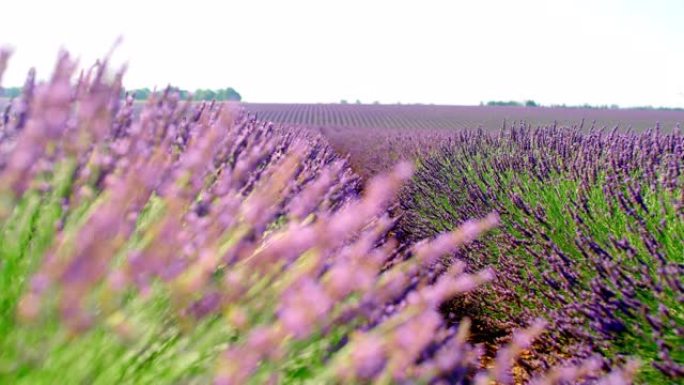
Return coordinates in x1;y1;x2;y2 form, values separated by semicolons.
486;100;523;107
130;87;152;100
1;87;21;98
193;87;241;101
125;87;241;101
0;165;334;384
404;139;683;384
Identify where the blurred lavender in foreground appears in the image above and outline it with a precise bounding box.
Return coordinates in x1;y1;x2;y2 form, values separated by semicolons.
0;52;642;384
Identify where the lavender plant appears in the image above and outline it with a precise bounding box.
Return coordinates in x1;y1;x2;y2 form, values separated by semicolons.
0;51;641;384
400;123;683;383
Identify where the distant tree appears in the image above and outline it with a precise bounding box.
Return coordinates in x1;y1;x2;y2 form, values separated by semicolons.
355;99;361;104
132;88;152;100
1;87;22;98
487;100;523;107
525;100;538;107
218;87;241;101
166;86;190;99
194;89;215;101
191;88;240;101
123;86;240;101
340;99;348;104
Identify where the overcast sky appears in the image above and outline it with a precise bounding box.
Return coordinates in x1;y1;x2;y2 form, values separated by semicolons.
1;0;683;107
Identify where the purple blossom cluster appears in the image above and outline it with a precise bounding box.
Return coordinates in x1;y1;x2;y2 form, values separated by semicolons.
245;104;684;179
400;123;683;382
0;51;645;384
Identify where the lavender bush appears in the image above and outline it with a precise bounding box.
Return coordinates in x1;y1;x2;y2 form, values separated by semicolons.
0;51;644;384
400;123;683;383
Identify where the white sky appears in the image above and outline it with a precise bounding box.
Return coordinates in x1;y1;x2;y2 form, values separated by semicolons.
1;0;683;107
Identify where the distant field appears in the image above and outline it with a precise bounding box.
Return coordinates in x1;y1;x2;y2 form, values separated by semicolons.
4;96;683;177
4;97;682;132
243;103;684;178
243;103;684;132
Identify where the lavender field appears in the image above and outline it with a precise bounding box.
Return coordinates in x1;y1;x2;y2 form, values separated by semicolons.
0;50;682;385
245;103;684;180
244;103;684;132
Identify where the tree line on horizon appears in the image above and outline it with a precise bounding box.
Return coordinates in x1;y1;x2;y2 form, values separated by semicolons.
0;86;242;101
483;99;684;111
127;86;241;101
1;85;681;110
340;98;683;110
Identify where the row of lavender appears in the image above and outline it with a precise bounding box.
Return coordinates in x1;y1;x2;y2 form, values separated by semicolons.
245;103;684;180
0;52;641;384
318;125;459;179
399;124;683;383
244;103;684;133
